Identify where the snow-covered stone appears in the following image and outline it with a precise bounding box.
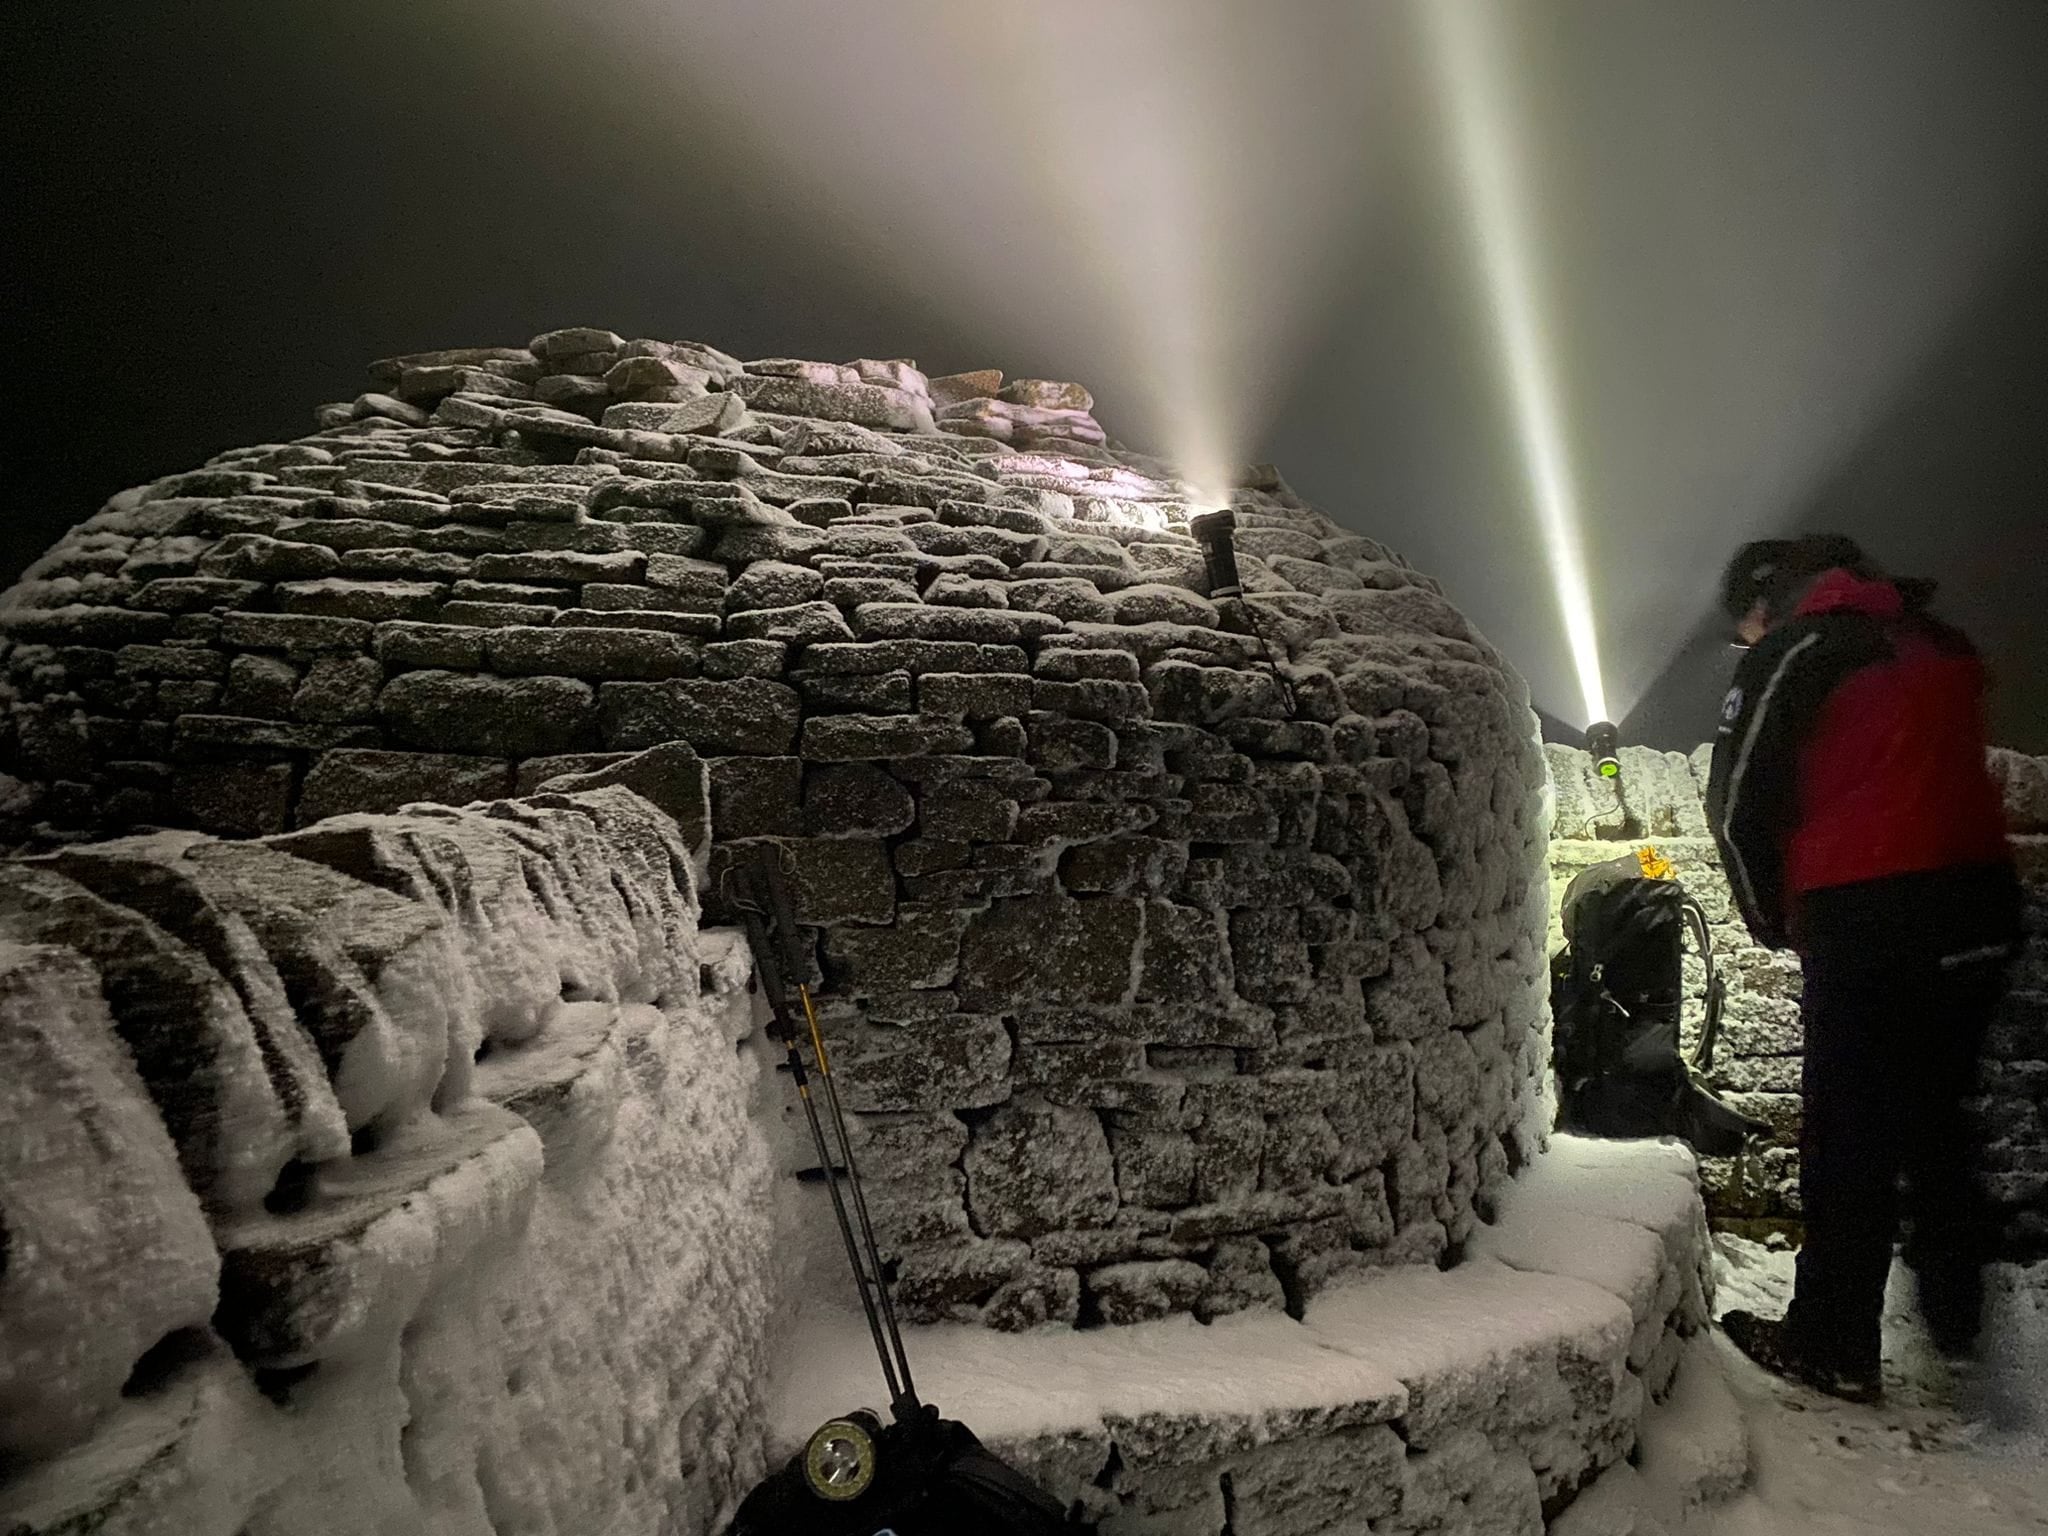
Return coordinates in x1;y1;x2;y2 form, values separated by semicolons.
1;330;1554;1339
0;942;219;1465
0;767;774;1534
767;1135;1712;1536
1629;1334;1747;1512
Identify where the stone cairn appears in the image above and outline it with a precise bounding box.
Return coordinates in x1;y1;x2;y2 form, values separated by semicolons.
0;328;1551;1329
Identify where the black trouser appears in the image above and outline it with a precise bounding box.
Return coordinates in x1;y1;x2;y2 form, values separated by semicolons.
1784;864;2018;1372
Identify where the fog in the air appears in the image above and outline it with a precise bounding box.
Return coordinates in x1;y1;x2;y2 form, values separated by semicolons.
8;0;2046;743
424;0;2048;740
569;0;1393;507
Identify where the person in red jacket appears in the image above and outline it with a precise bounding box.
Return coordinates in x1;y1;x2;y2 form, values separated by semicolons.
1706;535;2019;1401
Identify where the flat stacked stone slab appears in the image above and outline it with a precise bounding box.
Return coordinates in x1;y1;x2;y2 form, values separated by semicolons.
0;328;1553;1328
0;761;775;1535
767;1136;1715;1535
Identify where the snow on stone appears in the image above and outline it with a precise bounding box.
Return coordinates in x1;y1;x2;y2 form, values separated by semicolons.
1;331;1844;1534
1974;1259;2048;1452
1306;1259;1639;1499
0;326;1564;1336
1562;1236;2048;1536
1630;1335;1748;1515
768;1131;1714;1530
1473;1162;1678;1376
0;941;219;1462
767;1291;1410;1478
0;767;775;1536
1708;1232;1795;1324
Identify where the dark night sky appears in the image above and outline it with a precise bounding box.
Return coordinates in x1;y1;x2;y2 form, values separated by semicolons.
6;1;2045;747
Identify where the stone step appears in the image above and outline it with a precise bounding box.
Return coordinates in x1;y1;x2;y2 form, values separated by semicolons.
767;1136;1712;1535
1633;1333;1750;1512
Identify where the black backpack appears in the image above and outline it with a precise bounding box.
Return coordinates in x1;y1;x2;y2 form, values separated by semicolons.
1550;855;1768;1157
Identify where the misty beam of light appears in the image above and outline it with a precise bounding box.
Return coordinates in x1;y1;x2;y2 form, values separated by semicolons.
1421;0;1609;728
585;2;1379;519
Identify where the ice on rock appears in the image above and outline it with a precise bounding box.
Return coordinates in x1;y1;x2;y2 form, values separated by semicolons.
1225;1422;1409;1534
0;942;220;1464
964;1095;1119;1240
1388;1428;1544;1536
2;331;1561;1328
0;862;313;1216
0;764;776;1535
272;786;704;1037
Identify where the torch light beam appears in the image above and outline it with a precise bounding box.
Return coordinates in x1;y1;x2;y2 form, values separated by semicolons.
1422;0;1611;729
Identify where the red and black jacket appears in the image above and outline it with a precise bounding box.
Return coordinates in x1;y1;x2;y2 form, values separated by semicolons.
1704;569;2014;955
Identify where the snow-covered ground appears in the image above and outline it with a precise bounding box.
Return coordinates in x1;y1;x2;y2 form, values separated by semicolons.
1635;1239;2048;1535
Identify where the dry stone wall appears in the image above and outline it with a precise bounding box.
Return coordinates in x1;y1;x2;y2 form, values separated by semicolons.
0;766;777;1535
1545;742;2048;1258
1985;750;2048;1258
768;1136;1717;1536
0;329;1553;1329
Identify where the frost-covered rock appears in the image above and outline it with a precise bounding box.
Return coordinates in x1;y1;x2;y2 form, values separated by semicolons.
0;942;219;1465
0;766;773;1535
0;331;1553;1335
0;862;321;1216
1990;746;2048;835
1544;741;1707;842
768;1135;1711;1536
966;1096;1119;1241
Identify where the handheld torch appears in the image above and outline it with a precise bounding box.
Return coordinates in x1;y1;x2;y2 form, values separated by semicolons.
1190;506;1294;716
1190;508;1244;600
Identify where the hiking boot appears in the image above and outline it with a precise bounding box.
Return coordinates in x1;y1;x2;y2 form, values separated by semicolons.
1720;1310;1882;1404
1914;1276;1985;1360
1923;1313;1980;1361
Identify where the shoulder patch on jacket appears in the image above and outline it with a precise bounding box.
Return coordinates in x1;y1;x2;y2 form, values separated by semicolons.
1718;685;1744;729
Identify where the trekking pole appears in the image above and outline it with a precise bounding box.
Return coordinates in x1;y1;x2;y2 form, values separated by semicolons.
757;851;922;1420
726;860;905;1410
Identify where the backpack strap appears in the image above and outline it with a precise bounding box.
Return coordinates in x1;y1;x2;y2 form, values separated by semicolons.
1680;894;1726;1072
